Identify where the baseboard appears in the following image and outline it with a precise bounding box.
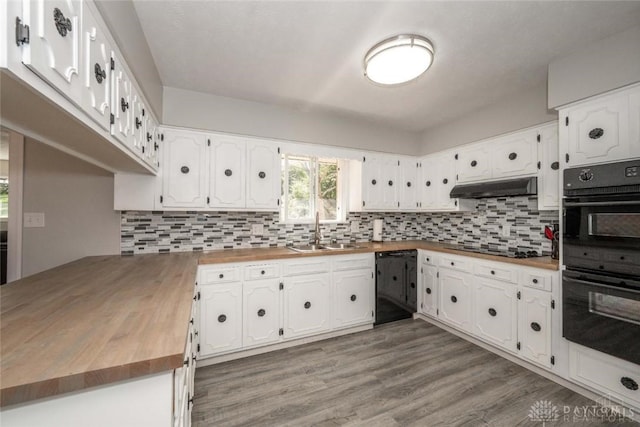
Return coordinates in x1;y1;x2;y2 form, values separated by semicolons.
196;324;373;367
414;313;639;422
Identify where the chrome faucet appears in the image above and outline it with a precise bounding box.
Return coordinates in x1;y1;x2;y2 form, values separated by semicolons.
313;211;322;246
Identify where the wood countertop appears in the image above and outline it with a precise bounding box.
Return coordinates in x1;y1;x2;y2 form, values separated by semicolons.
1;240;557;407
198;240;560;271
0;252;200;407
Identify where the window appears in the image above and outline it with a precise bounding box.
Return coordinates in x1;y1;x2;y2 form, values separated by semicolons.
281;154;343;222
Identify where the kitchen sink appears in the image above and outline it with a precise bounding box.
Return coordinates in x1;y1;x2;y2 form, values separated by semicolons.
288;244;325;253
321;243;362;250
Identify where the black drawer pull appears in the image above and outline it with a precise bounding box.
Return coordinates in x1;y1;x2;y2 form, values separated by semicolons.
371;179;377;185
551;161;559;170
443;178;448;184
532;278;539;284
388;180;393;186
530;322;541;332
258;171;266;179
181;166;190;174
53;8;72;37
406;181;412;187
491;270;495;275
146;132;152;142
410;282;415;289
350;294;357;302
451;295;457;303
451;262;455;266
218;273;224;279
470;160;477;167
426;258;430;262
392;276;397;281
426;288;431;295
508;152;517;160
621;377;638;391
121;97;129;112
426;181;431;187
261;270;265;275
304;301;311;309
488;308;497;317
94;63;106;84
257;309;266;317
225;169;233;177
589;128;604;139
218;314;227;323
135;117;142;129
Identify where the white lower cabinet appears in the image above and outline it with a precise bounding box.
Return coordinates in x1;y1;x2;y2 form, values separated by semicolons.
284;273;332;339
438;268;473;333
517;286;553;368
199;282;243;357
243;279;281;348
419;263;438;318
473;278;518;353
333;269;375;329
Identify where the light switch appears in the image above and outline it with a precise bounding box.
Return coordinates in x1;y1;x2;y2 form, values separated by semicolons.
24;212;45;228
251;224;264;236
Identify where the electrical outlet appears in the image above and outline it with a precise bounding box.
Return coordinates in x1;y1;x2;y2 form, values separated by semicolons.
502;224;511;237
350;221;359;232
24;212;45;228
251;224;264;236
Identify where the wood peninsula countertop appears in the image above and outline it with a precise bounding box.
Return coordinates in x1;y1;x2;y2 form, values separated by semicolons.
1;240;558;407
0;252;200;407
199;240;560;271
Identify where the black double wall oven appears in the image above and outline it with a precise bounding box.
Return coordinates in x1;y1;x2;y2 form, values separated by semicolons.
562;160;640;366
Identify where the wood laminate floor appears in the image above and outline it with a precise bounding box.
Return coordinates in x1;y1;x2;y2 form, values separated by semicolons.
193;320;638;426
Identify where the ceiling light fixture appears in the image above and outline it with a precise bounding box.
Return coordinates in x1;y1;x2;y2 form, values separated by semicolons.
364;34;434;86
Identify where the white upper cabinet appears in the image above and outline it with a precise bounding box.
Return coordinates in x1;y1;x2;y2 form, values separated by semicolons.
398;158;419;210
456;145;492;183
361;154;384;210
492;129;538;178
246;140;281;210
161;129;208;208
419;151;474;212
210;135;246;209
131;88;146;155
419;156;438;210
22;0;82;105
560;88;632;167
111;54;134;149
537;123;560;210
81;5;111;130
380;156;399;210
357;153;401;211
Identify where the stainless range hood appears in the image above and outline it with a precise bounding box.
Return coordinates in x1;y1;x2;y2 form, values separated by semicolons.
450;177;537;199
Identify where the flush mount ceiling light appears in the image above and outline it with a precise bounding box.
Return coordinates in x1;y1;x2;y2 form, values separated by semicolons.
364;34;434;86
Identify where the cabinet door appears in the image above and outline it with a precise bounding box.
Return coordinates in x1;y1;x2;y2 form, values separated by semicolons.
419;264;438;318
333;269;374;328
81;5;111;130
437;153;458;210
381;156;399;210
161;129;208;208
284;274;331;339
565;94;629;167
399;159;419;210
243;279;281;348
537;124;560;210
455;145;492;183
22;0;82;104
362;155;383;209
518;287;552;368
246;140;280;209
199;283;242;356
145;115;160;169
111;55;134;148
473;279;518;352
131;89;146;155
492;129;538;178
438;268;472;332
210;136;246;209
419;157;438;210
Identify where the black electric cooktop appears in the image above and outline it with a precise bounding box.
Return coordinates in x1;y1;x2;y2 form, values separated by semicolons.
441;244;544;259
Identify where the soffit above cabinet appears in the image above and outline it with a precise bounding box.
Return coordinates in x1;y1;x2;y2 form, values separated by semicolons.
133;1;640;133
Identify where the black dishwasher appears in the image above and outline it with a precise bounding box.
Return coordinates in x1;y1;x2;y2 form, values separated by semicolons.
375;251;417;325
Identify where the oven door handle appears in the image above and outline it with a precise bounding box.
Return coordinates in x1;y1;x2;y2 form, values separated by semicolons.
564;274;640;295
563;200;640;207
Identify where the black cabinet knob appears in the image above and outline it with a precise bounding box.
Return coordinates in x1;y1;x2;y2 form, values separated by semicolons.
388;180;393;186
261;270;265;275
589;128;604;140
181;166;190;174
471;160;477;167
406;182;412;187
304;301;311;309
426;181;431;187
551;161;560;170
621;377;638;391
426;288;432;294
94;63;106;84
146;132;152;142
491;270;495;275
443;178;448;184
218;314;227;323
218;273;224;279
411;282;415;289
224;169;232;177
371;179;377;185
258;171;266;179
508;152;517;161
392;276;397;281
350;294;357;302
53;8;72;37
120;98;129;112
488;308;497;317
135;117;142;129
451;295;457;303
451;262;455;266
532;278;538;284
257;309;266;317
530;322;541;332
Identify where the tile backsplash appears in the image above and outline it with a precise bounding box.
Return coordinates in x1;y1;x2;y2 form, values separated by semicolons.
121;196;559;256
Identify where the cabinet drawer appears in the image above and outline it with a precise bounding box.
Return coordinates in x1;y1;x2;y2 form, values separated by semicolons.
199;265;241;284
283;259;331;276
332;254;374;272
245;264;281;280
421;252;437;266
569;343;640;409
520;270;553;292
439;255;471;272
475;262;518;284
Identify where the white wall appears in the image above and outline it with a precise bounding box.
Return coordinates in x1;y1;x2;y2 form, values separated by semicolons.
94;0;163;119
419;83;557;155
162;87;421;156
548;25;640;109
21;140;120;277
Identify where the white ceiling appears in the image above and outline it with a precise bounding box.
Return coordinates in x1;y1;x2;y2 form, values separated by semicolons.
133;1;640;133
